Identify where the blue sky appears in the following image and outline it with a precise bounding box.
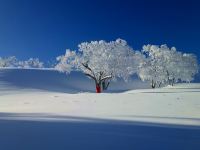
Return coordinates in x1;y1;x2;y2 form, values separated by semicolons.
0;0;200;62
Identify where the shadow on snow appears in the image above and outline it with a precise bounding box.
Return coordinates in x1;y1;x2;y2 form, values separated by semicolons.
0;69;149;94
0;113;199;150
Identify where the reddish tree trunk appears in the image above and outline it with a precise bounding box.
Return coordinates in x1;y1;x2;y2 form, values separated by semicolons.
96;84;101;93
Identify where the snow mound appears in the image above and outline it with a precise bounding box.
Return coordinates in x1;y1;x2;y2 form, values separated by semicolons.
0;68;148;94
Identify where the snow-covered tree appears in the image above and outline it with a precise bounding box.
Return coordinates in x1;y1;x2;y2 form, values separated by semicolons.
0;56;18;67
18;58;44;68
178;53;199;83
55;50;78;74
158;46;198;85
56;39;144;93
138;45;167;88
0;57;44;68
138;44;199;88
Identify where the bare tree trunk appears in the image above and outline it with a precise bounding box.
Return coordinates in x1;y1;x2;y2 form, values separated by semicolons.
151;80;156;88
102;79;110;91
158;82;162;88
151;84;156;88
166;70;170;85
96;83;101;93
171;78;175;86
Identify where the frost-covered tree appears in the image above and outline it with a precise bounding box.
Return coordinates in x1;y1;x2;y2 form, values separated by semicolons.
55;50;78;74
157;46;198;85
18;58;44;68
178;53;199;83
0;57;44;68
138;44;199;88
0;56;18;67
138;45;167;88
56;39;144;93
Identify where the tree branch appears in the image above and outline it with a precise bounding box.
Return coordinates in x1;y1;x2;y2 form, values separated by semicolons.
82;62;96;79
100;75;112;82
99;71;104;82
82;62;92;72
84;73;97;83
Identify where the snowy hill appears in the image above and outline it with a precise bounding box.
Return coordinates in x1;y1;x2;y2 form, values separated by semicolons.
0;68;148;94
0;68;200;126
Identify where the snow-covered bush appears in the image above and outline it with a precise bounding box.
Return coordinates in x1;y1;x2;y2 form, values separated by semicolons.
56;39;144;93
138;44;199;88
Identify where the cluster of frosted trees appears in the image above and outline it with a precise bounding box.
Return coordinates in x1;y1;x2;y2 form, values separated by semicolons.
56;39;199;93
139;45;198;88
0;56;43;68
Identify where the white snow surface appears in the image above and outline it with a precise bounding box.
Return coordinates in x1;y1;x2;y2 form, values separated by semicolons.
0;68;200;126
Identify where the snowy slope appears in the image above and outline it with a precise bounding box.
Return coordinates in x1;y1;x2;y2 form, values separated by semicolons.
0;68;200;126
0;68;149;94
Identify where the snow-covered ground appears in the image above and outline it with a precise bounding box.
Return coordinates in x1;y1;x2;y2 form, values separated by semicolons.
0;68;200;125
0;68;200;150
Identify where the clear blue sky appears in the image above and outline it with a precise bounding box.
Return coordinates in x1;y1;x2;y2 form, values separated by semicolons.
0;0;200;62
